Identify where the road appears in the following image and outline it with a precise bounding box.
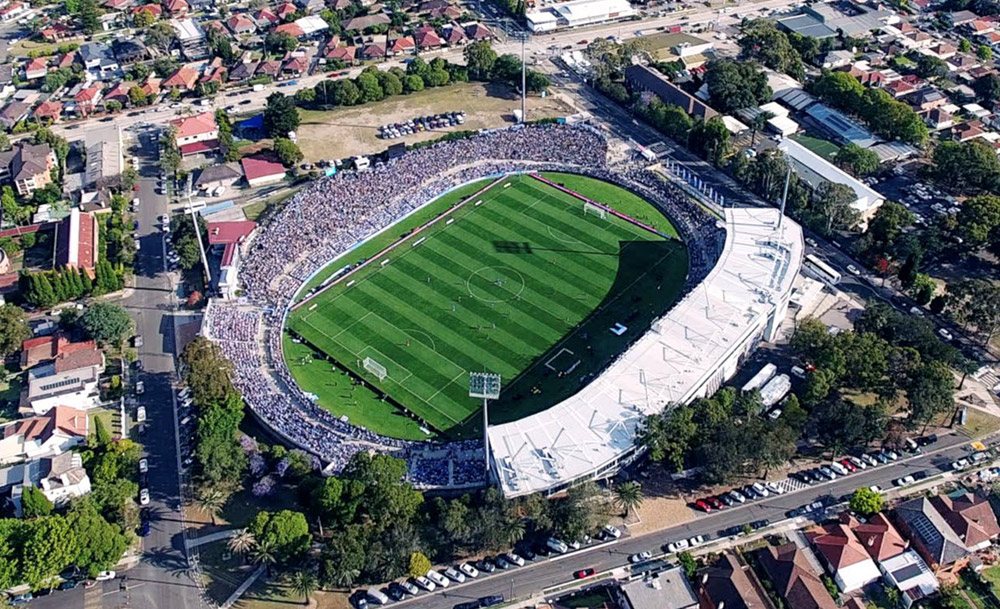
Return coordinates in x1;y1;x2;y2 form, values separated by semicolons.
395;431;985;609
29;120;202;609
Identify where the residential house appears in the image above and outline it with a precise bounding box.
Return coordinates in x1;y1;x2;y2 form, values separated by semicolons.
615;567;699;609
22;363;101;415
40;24;73;42
275;2;297;20
415;27;442;49
0;451;91;517
0;406;88;466
953;120;985;141
926;107;954;129
162;66;199;91
853;513;939;608
112;38;148;64
464;22;493;40
931;493;1000;552
274;22;305;38
0;101;30;129
885;79;916;98
74;83;104;116
132;3;163;19
172;18;208;59
910;88;947;111
170;112;219;155
325;45;355;63
228;61;258;82
164;0;188;16
697;552;775;609
24;57;48;80
282;55;309;76
443;25;466;45
360;42;385;60
256;60;282;79
58;51;77;70
949;54;980;71
756;543;838;609
227;13;257;35
894;496;972;576
390;35;415;55
33;100;63;123
968;18;995;33
195;164;241;191
295;0;324;13
79;41;119;75
342;13;391;32
21;335;99;369
0;142;56;196
806;514;882;593
254;7;278;26
140;75;161;98
103;81;134;106
0;2;28;21
241;154;286;186
948;10;979;27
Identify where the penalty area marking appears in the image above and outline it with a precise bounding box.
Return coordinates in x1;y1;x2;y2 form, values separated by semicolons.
356;346;412;385
402;328;437;352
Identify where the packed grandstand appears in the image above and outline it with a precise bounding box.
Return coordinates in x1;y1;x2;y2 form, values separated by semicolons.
203;123;804;496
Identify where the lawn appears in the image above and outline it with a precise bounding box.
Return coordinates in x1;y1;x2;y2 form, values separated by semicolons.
981;566;1000;597
197;540;251;606
286;173;687;439
295;81;574;162
791;134;841;161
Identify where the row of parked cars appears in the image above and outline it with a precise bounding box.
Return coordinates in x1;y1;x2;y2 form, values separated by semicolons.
693;480;787;513
352;526;623;608
377;111;466;139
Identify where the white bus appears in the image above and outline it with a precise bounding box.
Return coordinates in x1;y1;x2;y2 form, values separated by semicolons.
803;254;842;285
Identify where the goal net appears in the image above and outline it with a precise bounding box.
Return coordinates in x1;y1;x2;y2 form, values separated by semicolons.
583;202;607;219
363;357;387;381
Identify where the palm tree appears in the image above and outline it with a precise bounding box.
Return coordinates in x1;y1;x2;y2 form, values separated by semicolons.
250;540;277;575
613;481;644;518
227;529;256;557
500;517;526;546
194;487;228;526
326;564;360;589
289;570;319;606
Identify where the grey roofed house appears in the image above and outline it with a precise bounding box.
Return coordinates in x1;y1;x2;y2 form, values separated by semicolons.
342;13;391;31
228;61;258;81
295;0;325;11
0;101;31;129
195;163;241;189
85;124;122;190
112;38;148;64
79;42;120;72
0;142;55;185
616;567;699;609
625;64;717;119
894;497;969;567
0;451;89;515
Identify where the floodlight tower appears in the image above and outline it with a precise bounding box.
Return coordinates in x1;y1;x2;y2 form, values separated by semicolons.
184;174;212;289
469;371;501;476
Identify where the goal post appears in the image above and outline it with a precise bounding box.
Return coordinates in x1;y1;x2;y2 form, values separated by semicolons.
583;202;607;219
363;356;387;381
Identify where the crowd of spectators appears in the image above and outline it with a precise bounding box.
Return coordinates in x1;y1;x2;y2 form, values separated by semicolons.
202;123;724;489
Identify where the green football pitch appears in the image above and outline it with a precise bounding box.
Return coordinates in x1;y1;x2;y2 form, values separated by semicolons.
285;173;689;440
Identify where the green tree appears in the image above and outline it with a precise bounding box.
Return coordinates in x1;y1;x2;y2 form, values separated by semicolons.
78;0;101;34
915;54;949;78
66;499;128;576
404;74;424;93
677;552;697;578
263;93;301;139
407;551;431;579
613;481;644;517
20;486;53;518
464;40;498;80
957;194;1000;247
639;407;696;472
849;487;884;515
704;59;772;114
19;516;78;588
0;303;30;358
355;71;384;103
273;138;303;167
833;143;880;177
933;140;1000;194
249;510;312;559
228;529;256;556
194;486;229;526
738;19;804;79
266;31;299;54
979;45;994;61
377;71;403;97
687;117;731;166
80;302;133;347
975;72;1000;105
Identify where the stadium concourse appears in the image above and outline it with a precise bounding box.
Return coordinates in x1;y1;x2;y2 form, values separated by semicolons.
202;123;803;494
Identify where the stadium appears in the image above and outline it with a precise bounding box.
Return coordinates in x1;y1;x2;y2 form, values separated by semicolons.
203;123;803;497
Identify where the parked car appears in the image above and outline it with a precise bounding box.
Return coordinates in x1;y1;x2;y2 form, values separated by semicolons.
412;576;435;592
546;538;569;554
139;488;150;506
573;568;596;579
602;524;622;539
95;571;116;581
476;559;496;573
666;539;690;553
504;553;525;567
695;499;712;512
398;580;419;596
458;562;479;578
443;567;465;583
139;458;148;473
494;556;511;570
894;475;915;487
689;534;707;546
629;551;652;564
426;571;449;588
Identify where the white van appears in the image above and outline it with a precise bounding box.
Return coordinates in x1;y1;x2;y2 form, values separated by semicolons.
546;538;569;554
830;461;848;476
366;588;389;605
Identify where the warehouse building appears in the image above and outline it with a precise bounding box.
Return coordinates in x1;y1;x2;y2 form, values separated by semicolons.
526;0;636;33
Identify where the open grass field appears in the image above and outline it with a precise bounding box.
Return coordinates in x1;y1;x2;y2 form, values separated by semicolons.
295;81;575;162
285;173;688;440
791;134;841;161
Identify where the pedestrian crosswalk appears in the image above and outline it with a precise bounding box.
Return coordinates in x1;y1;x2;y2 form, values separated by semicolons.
774;476;810;494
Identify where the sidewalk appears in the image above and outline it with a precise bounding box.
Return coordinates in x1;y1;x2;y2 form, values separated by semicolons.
185;528;239;551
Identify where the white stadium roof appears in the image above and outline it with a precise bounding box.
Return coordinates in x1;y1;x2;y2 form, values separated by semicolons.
489;207;803;496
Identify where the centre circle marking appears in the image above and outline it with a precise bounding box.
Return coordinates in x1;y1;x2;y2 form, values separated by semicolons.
466;266;526;303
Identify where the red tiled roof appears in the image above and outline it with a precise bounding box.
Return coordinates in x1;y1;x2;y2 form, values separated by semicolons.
274;22;304;37
853;513;908;562
207;220;256;245
806;519;874;571
415;29;441;48
391;36;415;52
275;2;296;17
932;493;1000;548
26;57;48;72
163;66;199;89
255;8;278;24
33;100;63;120
164;0;187;12
241;155;286;180
132;3;162;16
54;340;103;374
179;139;220;155
283;55;308;72
170;112;217;139
227;14;255;32
77;211;96;270
75;84;102;102
325;45;355;61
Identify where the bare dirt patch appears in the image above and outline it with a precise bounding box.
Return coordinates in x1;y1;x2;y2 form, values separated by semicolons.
296;81;575;162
